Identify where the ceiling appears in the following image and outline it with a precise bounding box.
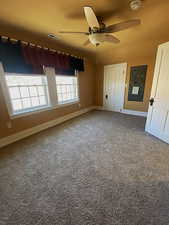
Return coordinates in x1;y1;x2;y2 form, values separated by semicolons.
0;0;169;63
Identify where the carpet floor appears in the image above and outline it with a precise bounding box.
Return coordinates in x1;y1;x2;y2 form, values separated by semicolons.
0;110;169;225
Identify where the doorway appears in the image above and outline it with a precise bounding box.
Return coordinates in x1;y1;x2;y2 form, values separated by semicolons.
103;63;127;112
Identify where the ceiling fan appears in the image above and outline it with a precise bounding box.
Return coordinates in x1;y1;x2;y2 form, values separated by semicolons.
58;6;141;46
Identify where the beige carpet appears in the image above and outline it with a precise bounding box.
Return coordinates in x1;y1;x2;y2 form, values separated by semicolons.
0;110;169;225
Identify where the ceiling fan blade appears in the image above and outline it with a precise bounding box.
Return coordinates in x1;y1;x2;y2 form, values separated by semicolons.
104;19;141;33
83;39;90;46
103;35;120;44
59;31;89;35
84;6;100;29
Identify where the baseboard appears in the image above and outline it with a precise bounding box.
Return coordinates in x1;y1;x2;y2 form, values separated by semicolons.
95;106;105;110
122;109;147;117
0;106;96;148
95;106;147;117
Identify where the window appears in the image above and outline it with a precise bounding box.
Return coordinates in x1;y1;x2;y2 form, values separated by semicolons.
55;75;79;104
0;65;80;118
5;74;50;114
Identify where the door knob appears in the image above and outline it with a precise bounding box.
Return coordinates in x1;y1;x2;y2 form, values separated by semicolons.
149;98;154;106
105;94;108;99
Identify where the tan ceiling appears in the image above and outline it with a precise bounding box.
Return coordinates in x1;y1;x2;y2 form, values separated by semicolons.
0;0;169;63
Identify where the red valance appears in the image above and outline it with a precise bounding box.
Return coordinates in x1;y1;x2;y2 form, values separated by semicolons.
22;45;72;74
0;37;84;75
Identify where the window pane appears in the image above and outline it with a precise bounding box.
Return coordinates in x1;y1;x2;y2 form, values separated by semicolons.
56;75;78;104
31;97;39;107
9;87;20;99
22;98;31;109
12;99;22;111
67;93;71;99
57;93;62;102
39;96;46;105
38;86;45;96
20;87;29;98
5;73;49;114
57;85;62;94
62;93;67;101
29;86;37;97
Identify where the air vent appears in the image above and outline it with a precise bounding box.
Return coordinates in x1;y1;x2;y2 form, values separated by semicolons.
48;34;58;39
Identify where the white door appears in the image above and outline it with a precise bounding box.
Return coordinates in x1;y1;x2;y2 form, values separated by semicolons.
103;63;127;112
146;41;169;144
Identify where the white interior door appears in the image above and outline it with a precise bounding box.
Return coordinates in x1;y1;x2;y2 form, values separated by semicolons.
146;41;169;144
103;63;127;112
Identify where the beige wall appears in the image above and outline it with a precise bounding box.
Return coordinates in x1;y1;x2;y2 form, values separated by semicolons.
0;59;96;139
95;53;157;112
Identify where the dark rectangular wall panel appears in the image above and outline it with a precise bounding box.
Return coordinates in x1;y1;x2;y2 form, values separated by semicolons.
128;65;148;102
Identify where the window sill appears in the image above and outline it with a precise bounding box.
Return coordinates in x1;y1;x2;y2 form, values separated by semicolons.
57;100;79;108
10;105;53;119
10;101;80;119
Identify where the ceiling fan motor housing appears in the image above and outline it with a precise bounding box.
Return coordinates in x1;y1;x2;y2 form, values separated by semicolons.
130;0;142;10
89;33;105;46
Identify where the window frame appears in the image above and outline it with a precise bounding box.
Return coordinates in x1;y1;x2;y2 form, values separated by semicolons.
55;72;80;106
0;63;80;119
5;74;50;114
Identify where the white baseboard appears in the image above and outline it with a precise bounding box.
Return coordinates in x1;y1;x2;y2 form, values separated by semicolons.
0;106;96;148
122;109;147;117
96;106;147;117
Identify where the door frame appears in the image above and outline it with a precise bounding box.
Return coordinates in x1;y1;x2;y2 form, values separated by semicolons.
103;63;127;112
145;41;169;143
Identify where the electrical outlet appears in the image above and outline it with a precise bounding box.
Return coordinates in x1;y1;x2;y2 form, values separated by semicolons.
6;121;12;129
78;103;81;107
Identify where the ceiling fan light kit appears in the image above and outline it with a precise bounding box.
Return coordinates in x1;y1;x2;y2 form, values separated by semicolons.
56;6;141;47
130;0;142;11
89;33;104;46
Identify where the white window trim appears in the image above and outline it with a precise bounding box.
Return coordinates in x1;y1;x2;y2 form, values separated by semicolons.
0;63;80;119
0;62;13;116
46;67;80;107
55;70;80;106
10;101;80;119
7;75;50;115
45;67;58;108
0;63;52;118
